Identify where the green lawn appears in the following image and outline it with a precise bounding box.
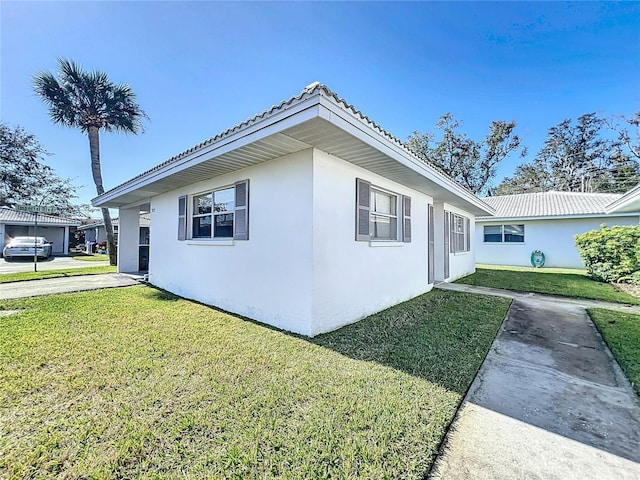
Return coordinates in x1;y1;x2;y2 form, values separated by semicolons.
0;265;116;283
70;253;111;262
0;287;510;479
589;309;640;395
457;264;640;305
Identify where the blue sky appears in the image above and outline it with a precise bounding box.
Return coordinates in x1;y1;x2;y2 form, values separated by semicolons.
2;1;639;206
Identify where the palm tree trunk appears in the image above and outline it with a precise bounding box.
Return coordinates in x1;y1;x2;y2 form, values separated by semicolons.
89;126;118;266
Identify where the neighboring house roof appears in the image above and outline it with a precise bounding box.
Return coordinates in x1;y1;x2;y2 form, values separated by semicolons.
78;214;151;231
0;207;80;226
605;184;640;214
476;191;625;221
92;82;494;216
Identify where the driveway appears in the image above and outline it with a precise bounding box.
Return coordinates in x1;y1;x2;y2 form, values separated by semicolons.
430;296;640;479
0;273;141;299
0;255;110;274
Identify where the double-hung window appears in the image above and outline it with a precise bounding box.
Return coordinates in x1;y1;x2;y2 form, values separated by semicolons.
355;178;411;243
448;212;470;253
192;187;235;239
370;187;400;241
483;224;525;243
178;179;249;242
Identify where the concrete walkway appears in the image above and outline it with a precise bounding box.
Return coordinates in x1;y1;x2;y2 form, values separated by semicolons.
430;295;640;479
436;281;640;314
0;273;142;300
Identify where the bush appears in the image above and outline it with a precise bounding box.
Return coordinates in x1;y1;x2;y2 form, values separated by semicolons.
575;224;640;283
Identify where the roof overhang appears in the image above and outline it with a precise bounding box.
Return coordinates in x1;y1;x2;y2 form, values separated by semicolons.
476;212;638;223
605;184;640;214
92;85;494;216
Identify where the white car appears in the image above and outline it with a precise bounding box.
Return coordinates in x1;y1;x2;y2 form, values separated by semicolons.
3;236;53;260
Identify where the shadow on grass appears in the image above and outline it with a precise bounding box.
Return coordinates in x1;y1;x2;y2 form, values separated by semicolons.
142;283;510;396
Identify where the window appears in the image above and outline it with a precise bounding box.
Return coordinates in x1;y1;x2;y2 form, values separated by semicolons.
178;179;249;242
483;224;525;243
370;187;399;240
450;213;470;253
192;187;235;239
355;178;411;243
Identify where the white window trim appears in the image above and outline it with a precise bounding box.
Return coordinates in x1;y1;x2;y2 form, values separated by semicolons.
370;186;401;242
185;239;235;246
190;185;235;240
369;241;404;247
450;213;469;253
483;224;526;244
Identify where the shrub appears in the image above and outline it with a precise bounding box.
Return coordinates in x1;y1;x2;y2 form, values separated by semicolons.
575;224;640;283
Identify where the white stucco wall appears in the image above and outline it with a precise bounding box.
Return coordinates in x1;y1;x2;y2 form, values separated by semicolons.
476;215;640;268
444;203;477;281
148;149;315;336
309;149;432;335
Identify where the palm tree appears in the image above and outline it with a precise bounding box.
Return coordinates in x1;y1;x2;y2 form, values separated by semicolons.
33;58;147;265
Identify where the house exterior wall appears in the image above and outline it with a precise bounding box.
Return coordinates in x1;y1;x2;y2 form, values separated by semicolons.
476;215;640;268
309;149;432;335
444;203;476;281
148;149;315;336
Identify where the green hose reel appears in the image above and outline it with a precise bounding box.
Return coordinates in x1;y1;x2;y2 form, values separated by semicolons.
530;250;545;268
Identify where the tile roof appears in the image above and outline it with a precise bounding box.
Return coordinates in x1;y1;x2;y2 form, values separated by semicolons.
78;213;151;230
98;82;474;201
0;207;80;225
477;191;623;219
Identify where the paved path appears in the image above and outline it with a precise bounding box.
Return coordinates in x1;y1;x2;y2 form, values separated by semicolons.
0;273;142;300
0;256;110;274
436;281;640;314
430;295;640;479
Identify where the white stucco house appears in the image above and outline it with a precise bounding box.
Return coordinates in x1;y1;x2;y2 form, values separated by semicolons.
476;190;640;269
92;82;493;336
0;207;79;255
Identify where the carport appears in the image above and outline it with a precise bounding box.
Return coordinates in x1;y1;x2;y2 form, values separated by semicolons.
0;207;80;255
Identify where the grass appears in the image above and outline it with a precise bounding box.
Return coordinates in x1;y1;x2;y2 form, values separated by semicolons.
457;264;640;305
0;287;510;479
589;308;640;395
70;253;110;262
0;265;116;283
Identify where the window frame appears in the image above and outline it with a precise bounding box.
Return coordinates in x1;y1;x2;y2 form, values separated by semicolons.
369;185;401;242
191;185;236;240
483;224;525;243
450;213;470;253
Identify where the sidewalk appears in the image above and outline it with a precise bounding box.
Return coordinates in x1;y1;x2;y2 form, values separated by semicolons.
0;273;143;300
435;281;640;314
430;295;640;479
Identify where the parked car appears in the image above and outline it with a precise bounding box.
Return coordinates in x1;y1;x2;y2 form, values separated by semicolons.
3;236;53;260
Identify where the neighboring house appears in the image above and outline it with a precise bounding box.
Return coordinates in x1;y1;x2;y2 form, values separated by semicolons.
476;190;640;269
0;207;80;255
92;82;493;336
78;214;151;270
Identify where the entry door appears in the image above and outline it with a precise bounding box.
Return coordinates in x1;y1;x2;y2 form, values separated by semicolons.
428;204;434;283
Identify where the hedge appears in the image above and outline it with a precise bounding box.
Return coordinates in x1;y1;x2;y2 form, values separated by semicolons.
575;224;640;283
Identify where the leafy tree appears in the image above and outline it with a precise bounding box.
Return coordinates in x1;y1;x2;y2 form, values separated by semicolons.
607;112;640;161
407;113;524;195
33;59;147;265
0;122;79;215
497;113;640;195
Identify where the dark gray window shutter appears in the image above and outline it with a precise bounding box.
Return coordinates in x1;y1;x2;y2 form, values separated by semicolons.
402;195;411;243
444;210;450;278
234;179;249;240
355;178;371;241
178;195;187;241
450;212;455;253
428;204;434;283
465;217;470;251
